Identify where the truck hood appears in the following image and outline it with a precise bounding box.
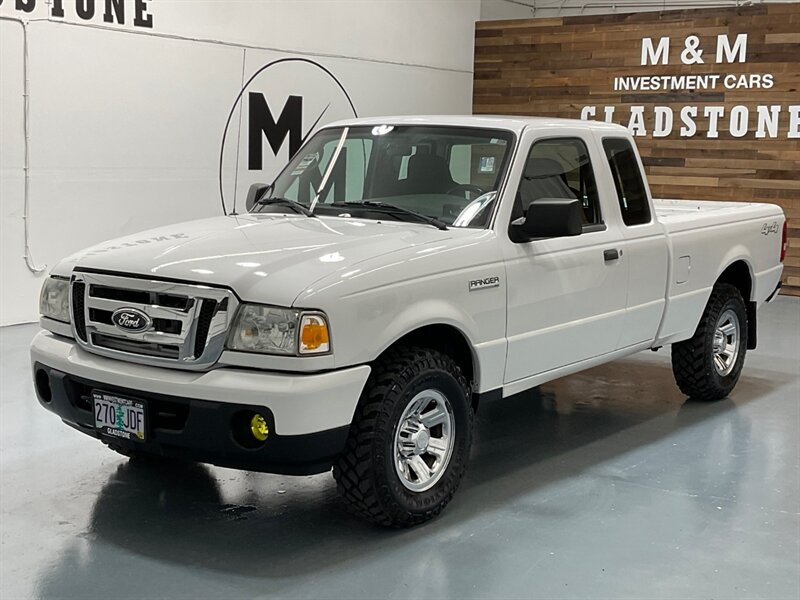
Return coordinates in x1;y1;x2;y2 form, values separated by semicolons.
58;214;457;306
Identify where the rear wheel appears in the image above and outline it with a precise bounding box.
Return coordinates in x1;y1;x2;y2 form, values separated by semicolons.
671;283;748;401
334;347;473;527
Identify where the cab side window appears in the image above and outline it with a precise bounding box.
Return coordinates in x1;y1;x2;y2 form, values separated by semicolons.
511;138;603;228
602;138;651;226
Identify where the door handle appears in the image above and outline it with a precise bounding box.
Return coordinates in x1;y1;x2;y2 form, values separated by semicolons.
603;248;620;262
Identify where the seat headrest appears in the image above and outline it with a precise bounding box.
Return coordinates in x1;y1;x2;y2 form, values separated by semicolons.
525;157;566;179
408;153;450;176
406;153;455;193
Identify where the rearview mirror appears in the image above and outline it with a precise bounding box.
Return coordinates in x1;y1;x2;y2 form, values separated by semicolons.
385;142;414;157
245;183;271;212
511;198;583;242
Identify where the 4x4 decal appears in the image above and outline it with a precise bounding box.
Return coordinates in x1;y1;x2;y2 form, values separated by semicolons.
761;221;779;235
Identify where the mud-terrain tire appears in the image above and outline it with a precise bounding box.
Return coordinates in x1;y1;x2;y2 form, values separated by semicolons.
671;283;748;401
334;347;473;527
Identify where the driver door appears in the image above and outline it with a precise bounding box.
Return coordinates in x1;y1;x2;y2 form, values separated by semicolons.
501;129;629;385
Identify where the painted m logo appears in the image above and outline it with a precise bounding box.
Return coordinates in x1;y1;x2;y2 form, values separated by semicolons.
248;93;303;170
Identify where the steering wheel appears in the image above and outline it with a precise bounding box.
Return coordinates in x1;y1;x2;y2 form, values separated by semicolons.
446;184;486;199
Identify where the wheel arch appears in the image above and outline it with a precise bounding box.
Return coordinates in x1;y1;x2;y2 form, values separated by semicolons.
716;259;754;301
715;259;757;350
378;323;480;410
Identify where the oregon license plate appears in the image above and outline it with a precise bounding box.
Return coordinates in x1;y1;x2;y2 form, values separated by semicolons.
93;391;147;442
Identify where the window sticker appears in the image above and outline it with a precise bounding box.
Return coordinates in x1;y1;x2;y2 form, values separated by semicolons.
479;156;496;173
291;153;319;176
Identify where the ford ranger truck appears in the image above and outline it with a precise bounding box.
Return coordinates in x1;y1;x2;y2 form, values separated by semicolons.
31;116;786;527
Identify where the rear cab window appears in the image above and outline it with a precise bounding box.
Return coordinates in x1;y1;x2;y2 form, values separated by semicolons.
602;138;652;226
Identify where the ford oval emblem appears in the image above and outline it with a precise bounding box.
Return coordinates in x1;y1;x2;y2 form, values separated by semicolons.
111;308;152;333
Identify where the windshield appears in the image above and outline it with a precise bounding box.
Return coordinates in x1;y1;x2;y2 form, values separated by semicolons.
252;125;515;228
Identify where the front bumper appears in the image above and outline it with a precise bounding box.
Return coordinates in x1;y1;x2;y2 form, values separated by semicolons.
30;331;371;475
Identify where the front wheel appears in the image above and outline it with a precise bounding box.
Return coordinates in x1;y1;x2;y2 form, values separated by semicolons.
333;347;473;527
671;283;748;401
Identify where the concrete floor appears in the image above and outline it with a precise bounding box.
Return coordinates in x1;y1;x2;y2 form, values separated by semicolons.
1;297;798;600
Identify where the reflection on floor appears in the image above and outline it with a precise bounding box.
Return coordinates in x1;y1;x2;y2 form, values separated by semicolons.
1;297;798;599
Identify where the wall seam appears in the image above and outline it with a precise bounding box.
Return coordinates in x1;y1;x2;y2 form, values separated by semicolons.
0;16;47;275
19;17;474;75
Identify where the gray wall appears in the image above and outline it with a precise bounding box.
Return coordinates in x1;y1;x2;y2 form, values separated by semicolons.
0;0;482;325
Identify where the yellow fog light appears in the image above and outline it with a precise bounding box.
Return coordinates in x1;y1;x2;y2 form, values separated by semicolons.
250;414;269;441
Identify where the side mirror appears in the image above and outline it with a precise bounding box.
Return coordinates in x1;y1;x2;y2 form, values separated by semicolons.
511;198;583;242
245;183;271;212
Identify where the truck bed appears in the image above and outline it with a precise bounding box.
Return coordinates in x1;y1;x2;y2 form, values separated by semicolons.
652;198;784;347
654;199;782;232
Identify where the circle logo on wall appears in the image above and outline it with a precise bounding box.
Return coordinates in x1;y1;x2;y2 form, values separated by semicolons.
219;57;358;214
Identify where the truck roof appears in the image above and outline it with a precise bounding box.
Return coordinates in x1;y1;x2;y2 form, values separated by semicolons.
323;114;629;135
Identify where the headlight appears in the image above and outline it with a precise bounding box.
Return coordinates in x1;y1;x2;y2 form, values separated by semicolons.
227;305;299;354
227;304;332;356
39;277;71;323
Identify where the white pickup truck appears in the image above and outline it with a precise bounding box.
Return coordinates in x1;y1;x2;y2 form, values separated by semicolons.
31;116;786;527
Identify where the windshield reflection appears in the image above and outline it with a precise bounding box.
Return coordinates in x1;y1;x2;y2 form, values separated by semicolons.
252;125;515;229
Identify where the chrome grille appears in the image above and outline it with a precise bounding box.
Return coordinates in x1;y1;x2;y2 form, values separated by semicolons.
70;272;238;370
71;281;87;342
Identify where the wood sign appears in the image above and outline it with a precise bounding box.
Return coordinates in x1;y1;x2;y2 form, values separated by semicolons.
474;3;800;296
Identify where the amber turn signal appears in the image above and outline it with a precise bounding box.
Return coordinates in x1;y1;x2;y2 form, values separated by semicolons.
299;315;330;354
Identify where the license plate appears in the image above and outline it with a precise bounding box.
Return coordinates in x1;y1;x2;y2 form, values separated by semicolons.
93;391;147;442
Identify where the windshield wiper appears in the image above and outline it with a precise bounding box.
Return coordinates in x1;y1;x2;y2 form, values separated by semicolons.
256;196;315;217
339;201;448;230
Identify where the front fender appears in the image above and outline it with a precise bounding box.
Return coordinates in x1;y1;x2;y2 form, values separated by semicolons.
373;300;481;359
295;231;508;392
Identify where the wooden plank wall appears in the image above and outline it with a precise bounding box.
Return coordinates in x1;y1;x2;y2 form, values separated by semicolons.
474;3;800;296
